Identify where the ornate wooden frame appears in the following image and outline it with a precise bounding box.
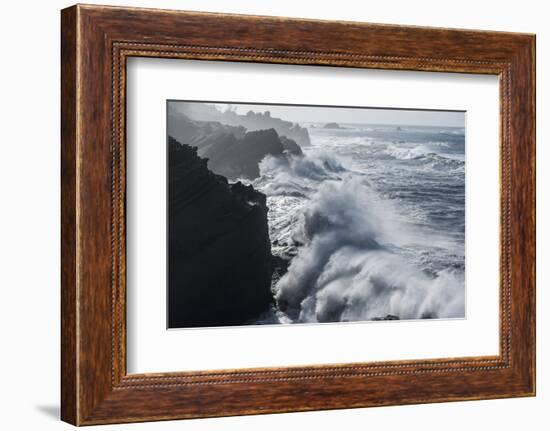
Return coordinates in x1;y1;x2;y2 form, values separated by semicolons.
61;4;536;425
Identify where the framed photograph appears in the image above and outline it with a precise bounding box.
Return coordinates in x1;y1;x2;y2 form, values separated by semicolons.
61;4;536;425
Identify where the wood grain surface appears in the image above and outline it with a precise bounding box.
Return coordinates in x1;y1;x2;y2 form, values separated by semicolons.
61;4;535;425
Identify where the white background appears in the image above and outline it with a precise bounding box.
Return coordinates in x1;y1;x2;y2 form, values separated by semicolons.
127;59;500;373
0;0;547;430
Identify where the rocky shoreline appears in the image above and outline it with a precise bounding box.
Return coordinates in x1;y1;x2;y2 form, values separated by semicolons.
167;114;304;327
169;102;311;147
168;112;303;180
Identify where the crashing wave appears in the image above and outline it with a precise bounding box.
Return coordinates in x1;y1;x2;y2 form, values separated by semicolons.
253;152;349;196
273;175;465;323
384;143;464;172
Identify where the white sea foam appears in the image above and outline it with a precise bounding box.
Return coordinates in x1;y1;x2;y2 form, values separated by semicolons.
255;151;349;192
385;143;431;160
250;123;465;324
382;143;464;173
272;175;465;322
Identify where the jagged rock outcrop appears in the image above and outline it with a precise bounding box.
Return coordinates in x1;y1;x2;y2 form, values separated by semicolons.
168;138;274;328
372;314;400;321
201;128;285;180
168;112;303;180
279;136;303;156
172;102;312;147
323;122;344;129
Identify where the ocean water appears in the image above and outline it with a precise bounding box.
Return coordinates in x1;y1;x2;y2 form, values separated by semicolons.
250;123;466;324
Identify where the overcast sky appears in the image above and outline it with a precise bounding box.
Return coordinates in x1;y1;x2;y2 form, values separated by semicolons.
209;102;464;127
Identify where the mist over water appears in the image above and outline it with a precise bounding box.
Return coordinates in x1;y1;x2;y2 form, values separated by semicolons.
251;123;465;324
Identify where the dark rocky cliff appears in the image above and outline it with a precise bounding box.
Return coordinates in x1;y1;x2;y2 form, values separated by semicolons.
168;138;274;328
202;128;284;180
279;136;303;156
168;112;303;180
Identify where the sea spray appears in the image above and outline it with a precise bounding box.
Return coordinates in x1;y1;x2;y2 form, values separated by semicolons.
250;123;465;324
273;176;465;322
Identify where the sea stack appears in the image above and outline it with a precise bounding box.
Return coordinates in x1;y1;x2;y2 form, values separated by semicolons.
323;122;344;129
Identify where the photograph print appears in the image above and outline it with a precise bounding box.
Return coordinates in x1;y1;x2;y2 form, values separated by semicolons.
167;101;466;329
